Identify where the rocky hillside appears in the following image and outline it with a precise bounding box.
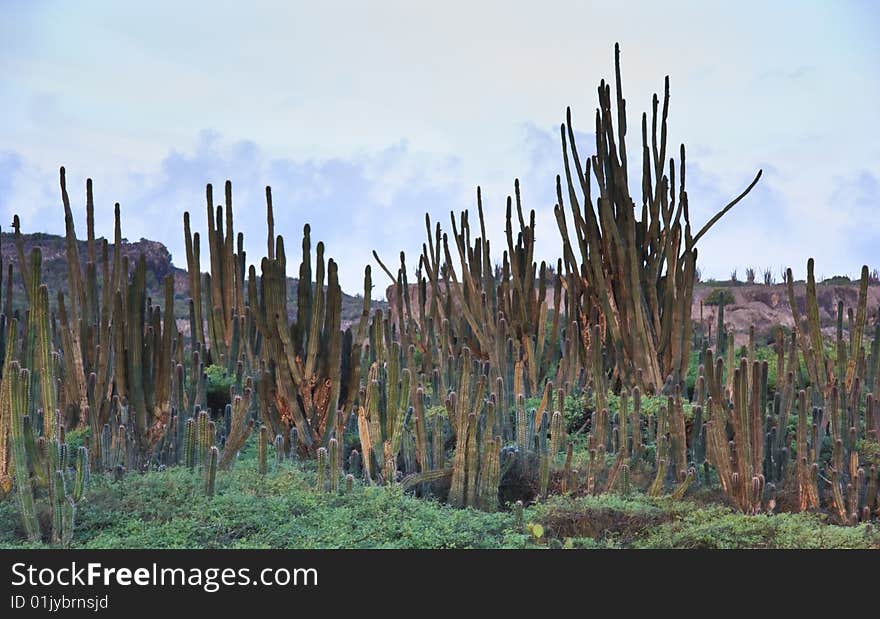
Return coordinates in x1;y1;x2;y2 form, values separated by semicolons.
693;282;880;346
0;232;384;329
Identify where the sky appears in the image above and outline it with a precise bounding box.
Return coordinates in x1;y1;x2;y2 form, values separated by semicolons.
1;1;879;296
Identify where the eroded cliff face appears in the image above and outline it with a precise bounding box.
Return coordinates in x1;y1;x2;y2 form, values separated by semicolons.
1;232;178;309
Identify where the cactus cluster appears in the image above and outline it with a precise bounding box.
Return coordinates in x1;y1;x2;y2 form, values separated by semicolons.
4;45;880;550
4;355;89;544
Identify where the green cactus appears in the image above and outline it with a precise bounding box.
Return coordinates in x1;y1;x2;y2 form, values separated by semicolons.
34;284;57;441
329;437;339;493
205;445;218;497
4;351;88;545
257;425;268;476
250;217;356;458
513;500;524;530
348;449;361;479
219;387;255;469
538;451;550;499
72;447;89;502
8;363;39;541
274;434;284;471
196;410;211;468
620;464;631;496
316;446;327;491
549;410;565;463
184;418;197;470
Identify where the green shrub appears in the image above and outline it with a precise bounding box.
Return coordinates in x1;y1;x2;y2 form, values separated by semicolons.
0;463;519;549
205;364;234;414
822;275;852;285
704;288;735;306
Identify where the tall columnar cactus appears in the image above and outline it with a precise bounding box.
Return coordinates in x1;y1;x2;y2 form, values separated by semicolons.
786;262;870;411
553;44;761;391
205;445;218;497
273;434;284;471
183;182;248;370
382;183;570;407
251;211;358;457
219;386;255;469
51;470;76;546
72;446;89;502
316;446;327;491
4;244;58;441
784;260;876;522
34;284;58;441
6;353;89;545
328;437;340;493
436;348;503;510
538;413;551;499
8;362;39;541
183;417;195;469
257;425;268;476
702;351;770;514
183;211;205;354
25;169;122;455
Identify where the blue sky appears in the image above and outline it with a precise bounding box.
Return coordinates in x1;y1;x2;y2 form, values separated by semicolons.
1;1;878;295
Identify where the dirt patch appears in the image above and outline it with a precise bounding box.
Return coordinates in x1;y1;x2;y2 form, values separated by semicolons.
539;503;673;543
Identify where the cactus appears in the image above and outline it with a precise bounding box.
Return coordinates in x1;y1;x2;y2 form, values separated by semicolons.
250;215;358;458
671;468;696;500
5;355;89;545
620;464;631;496
549;410;565;463
0;320;19;497
274;434;284;471
183;182;248;370
205;446;218;497
5;57;879;539
316;447;327;491
289;427;299;463
32;171;127;468
51;470;76;547
348;449;361;479
257;425;268;476
196;410;211;468
72;446;89;502
34;284;57;441
184;418;197;470
8;363;39;541
552;45;761;390
702;351;773;514
329;437;340;493
538;450;550;499
219;387;255;469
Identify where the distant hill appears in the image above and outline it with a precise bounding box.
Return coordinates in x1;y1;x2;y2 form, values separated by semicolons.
0;232;384;330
